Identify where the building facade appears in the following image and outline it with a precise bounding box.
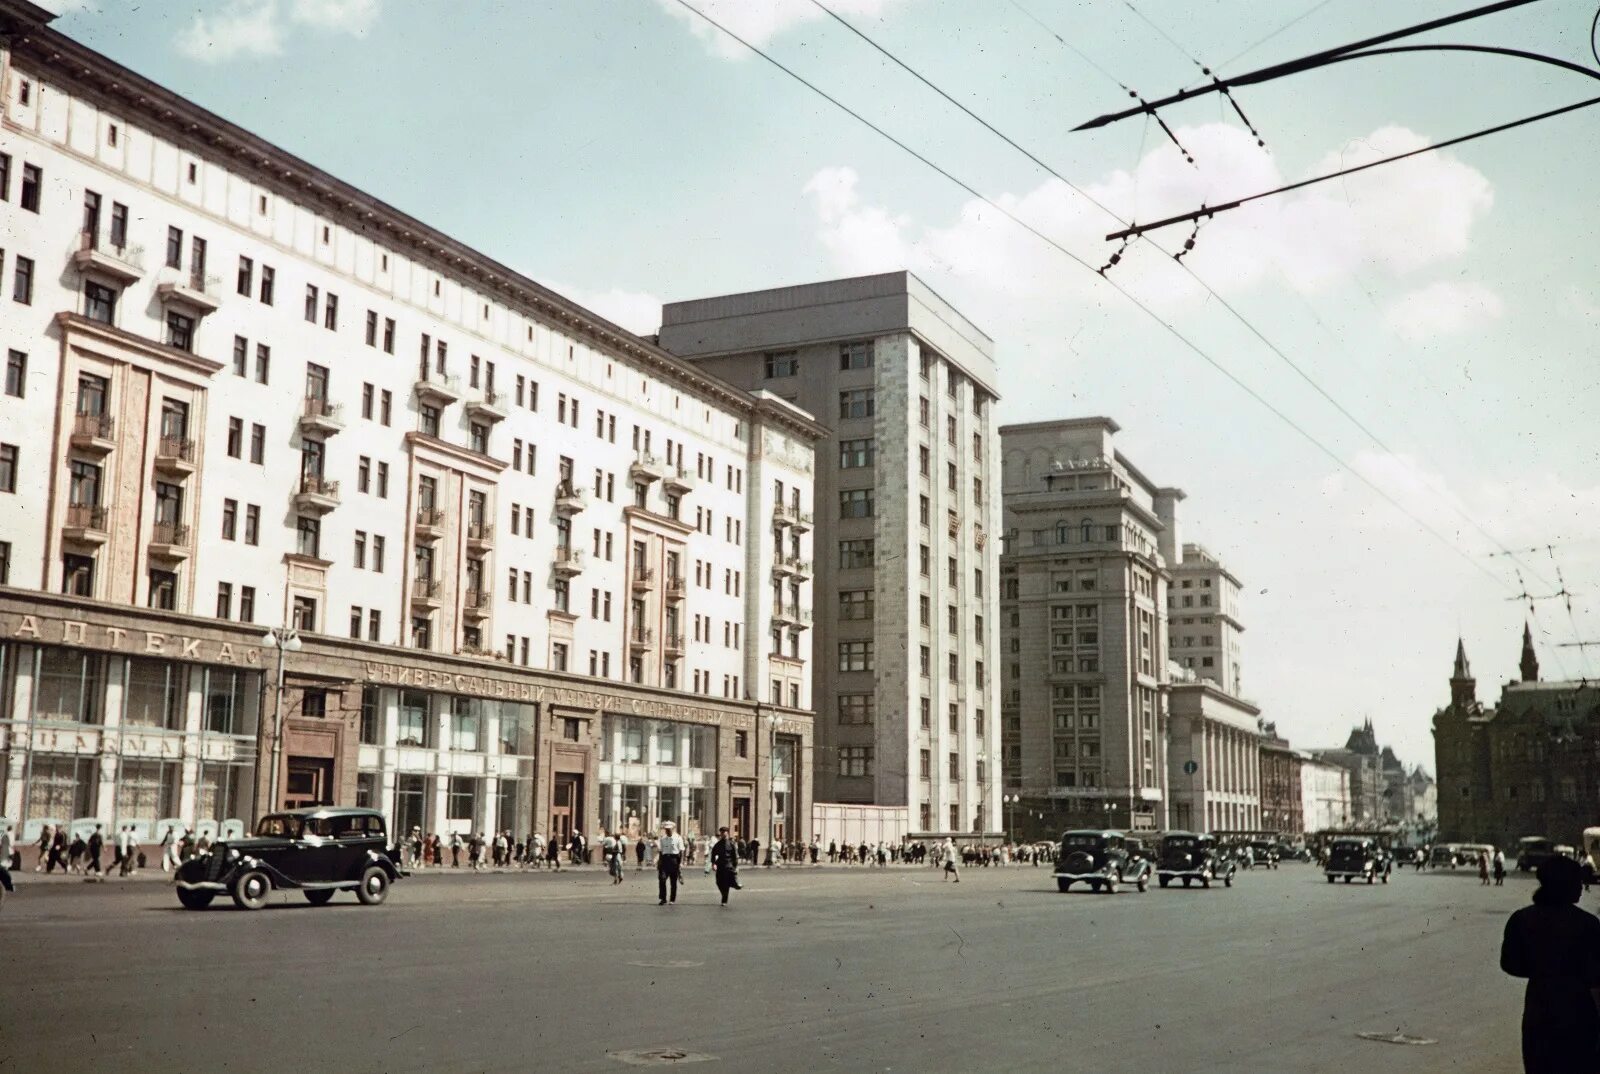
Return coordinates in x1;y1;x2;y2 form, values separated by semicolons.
658;272;1002;836
1167;677;1262;832
1258;726;1304;836
1300;755;1352;832
1168;543;1245;696
1310;721;1383;824
1434;628;1597;848
0;1;817;849
997;418;1172;833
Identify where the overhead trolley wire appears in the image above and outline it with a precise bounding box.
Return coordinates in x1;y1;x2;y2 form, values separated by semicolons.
670;0;1519;594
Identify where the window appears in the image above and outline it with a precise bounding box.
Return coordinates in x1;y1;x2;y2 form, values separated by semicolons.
764;351;797;377
296;516;321;558
20;163;41;212
946;414;957;444
839;589;874;620
0;443;16;493
839;488;873;518
62;553;94;596
839;389;874;420
221;499;237;540
260;265;275;305
839;340;874;370
420;404;440;437
249;424;265;465
236;256;253;296
839;746;873;777
225;418;242;458
383;318;396;354
244;505;260;546
838;640;873;672
919;446;929;476
838;438;875;469
84;281;116;324
165;310;195;351
304;284;318;322
3;349;23;397
148;569;177;610
165;226;183;269
839;539;874;569
12;255;33;304
919;396;929;426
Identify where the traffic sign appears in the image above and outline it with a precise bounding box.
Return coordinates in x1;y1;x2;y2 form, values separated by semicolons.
1183;760;1199;775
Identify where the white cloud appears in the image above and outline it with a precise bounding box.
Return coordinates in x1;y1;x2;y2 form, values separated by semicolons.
289;0;379;35
546;282;663;338
176;0;284;63
658;0;911;60
802;123;1496;309
1384;281;1504;343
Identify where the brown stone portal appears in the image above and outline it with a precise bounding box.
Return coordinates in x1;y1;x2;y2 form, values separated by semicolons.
285;757;334;810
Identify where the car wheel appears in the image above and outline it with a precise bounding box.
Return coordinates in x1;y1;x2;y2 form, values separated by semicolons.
1224;875;1233;888
1159;876;1169;889
1137;874;1148;893
356;865;389;906
1366;873;1374;885
304;889;335;906
1104;876;1118;894
177;888;214;910
231;870;270;911
1343;876;1352;884
1201;876;1211;889
1182;877;1191;888
1327;875;1334;884
1057;878;1071;893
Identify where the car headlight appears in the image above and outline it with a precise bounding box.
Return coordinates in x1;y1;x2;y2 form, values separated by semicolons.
226;848;241;862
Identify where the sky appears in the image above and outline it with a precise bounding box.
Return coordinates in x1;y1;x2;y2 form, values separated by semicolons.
39;0;1600;767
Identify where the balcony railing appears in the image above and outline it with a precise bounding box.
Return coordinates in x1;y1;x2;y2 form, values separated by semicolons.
773;503;814;529
301;396;344;429
74;230;145;280
553;547;587;572
151;521;190;547
629;627;654;646
72;412;115;441
554;481;589;514
466;521;493;544
156;435;195;463
412;578;441;601
415;505;445;528
66;503;108;531
665;575;686;596
464;589;490;610
414;372;462;403
631;567;655;587
664;632;685;652
299;475;340;499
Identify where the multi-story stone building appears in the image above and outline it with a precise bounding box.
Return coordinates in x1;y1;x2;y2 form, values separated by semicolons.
996;418;1172;834
1434;627;1597;847
1257;723;1304;835
1168;543;1245;696
1310;721;1384;824
658;272;1001;836
1300;755;1352;832
1167;673;1262;832
0;1;819;852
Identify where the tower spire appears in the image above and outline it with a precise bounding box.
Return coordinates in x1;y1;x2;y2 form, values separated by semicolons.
1520;621;1540;683
1451;637;1476;705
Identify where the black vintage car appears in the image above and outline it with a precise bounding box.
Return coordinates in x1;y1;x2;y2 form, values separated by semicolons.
1054;830;1152;894
1156;831;1235;889
1324;837;1391;885
175;807;405;910
1248;840;1280;870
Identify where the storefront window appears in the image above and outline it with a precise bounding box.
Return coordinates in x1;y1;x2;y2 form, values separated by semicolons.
359;687;381;745
658;785;682;828
499;701;537;755
449;697;481;752
125;658;186;729
195;762;253;833
25;754;97;822
395;773;428;835
33;649;106;723
448;776;479;824
654;719;679;765
598;782;613;832
397;690;430;747
355;772;378;809
115;759;179;828
686;787;708;835
622;722;645;763
203;668;260;736
687;724;714;769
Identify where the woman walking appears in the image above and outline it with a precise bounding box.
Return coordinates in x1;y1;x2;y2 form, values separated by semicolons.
1494;848;1508;887
1480;849;1492;886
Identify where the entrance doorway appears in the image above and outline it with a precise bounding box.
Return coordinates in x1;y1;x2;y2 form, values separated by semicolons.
732;797;751;841
284;757;333;810
551;774;582;847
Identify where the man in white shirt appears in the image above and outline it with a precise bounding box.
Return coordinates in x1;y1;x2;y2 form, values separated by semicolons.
657;821;684;906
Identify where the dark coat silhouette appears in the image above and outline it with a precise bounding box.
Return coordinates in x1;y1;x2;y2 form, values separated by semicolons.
1502;862;1600;1073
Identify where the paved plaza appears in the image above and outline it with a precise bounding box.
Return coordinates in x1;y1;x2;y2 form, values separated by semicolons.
1;861;1534;1072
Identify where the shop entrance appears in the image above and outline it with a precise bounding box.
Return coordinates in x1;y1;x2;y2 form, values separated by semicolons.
551;774;582;846
732;796;751;841
284;757;334;810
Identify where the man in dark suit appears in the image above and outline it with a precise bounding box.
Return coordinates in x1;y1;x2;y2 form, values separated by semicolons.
711;826;741;907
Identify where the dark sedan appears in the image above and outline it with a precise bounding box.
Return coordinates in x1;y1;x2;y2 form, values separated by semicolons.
175;807;405;910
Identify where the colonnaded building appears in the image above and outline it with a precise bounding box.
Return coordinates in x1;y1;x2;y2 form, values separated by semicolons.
0;0;819;850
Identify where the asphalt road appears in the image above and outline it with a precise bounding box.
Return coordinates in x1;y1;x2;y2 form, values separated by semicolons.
0;861;1538;1073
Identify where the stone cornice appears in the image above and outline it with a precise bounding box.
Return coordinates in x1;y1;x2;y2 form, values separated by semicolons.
404;432;509;477
55;312;223;379
0;10;824;443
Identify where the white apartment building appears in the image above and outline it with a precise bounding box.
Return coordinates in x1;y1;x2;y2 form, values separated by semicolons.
0;0;817;852
658;272;1002;838
1169;542;1245;696
1301;755;1354;832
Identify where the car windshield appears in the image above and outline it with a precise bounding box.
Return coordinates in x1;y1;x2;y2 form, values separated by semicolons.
1063;835;1102;849
255;815;303;839
1163;837;1197;851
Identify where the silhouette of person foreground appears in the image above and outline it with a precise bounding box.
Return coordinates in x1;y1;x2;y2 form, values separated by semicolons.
1501;855;1600;1073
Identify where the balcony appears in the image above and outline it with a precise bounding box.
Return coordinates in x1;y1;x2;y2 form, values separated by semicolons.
464;387;506;423
155;272;222;315
69;412;116;455
787;556;813;578
552;547;587;576
152;436;197;477
630;567;655;592
293;476;341;514
414;505;445;541
463;589;491;620
773;502;813;532
628;627;654;651
148;521;191;560
413;372;461;407
629;451;670;484
72;232;144;283
773;604;813;628
458;643;501;661
663;466;695;494
553;481;588;516
411;577;442;608
63;503;110;544
466;521;493;551
975;526;988;550
299;397;344;437
664;575;686;601
663;632;686;655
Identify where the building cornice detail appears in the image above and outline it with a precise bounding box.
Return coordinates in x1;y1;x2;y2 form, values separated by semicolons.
55;312;223;379
403;432;509;477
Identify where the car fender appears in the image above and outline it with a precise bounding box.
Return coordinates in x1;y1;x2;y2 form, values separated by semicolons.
365;849;406;881
224;855;299;890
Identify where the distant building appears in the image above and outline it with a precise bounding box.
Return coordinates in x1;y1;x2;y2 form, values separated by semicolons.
1167;677;1262;832
1258;724;1305;835
1167;543;1245;697
1310;719;1384;824
1433;626;1598;847
1300;756;1353;832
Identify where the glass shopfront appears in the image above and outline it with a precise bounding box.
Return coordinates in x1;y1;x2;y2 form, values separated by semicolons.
597;714;717;838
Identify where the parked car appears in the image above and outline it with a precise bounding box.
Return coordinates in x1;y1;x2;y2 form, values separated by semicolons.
1248;840;1280;870
174;806;404;911
1054;830;1151;894
1516;836;1558;873
1324;837;1391;884
1156;832;1235;889
1428;843;1462;868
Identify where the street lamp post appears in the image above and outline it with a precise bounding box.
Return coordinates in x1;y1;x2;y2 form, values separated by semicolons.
262;627;303;813
1003;793;1020;845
